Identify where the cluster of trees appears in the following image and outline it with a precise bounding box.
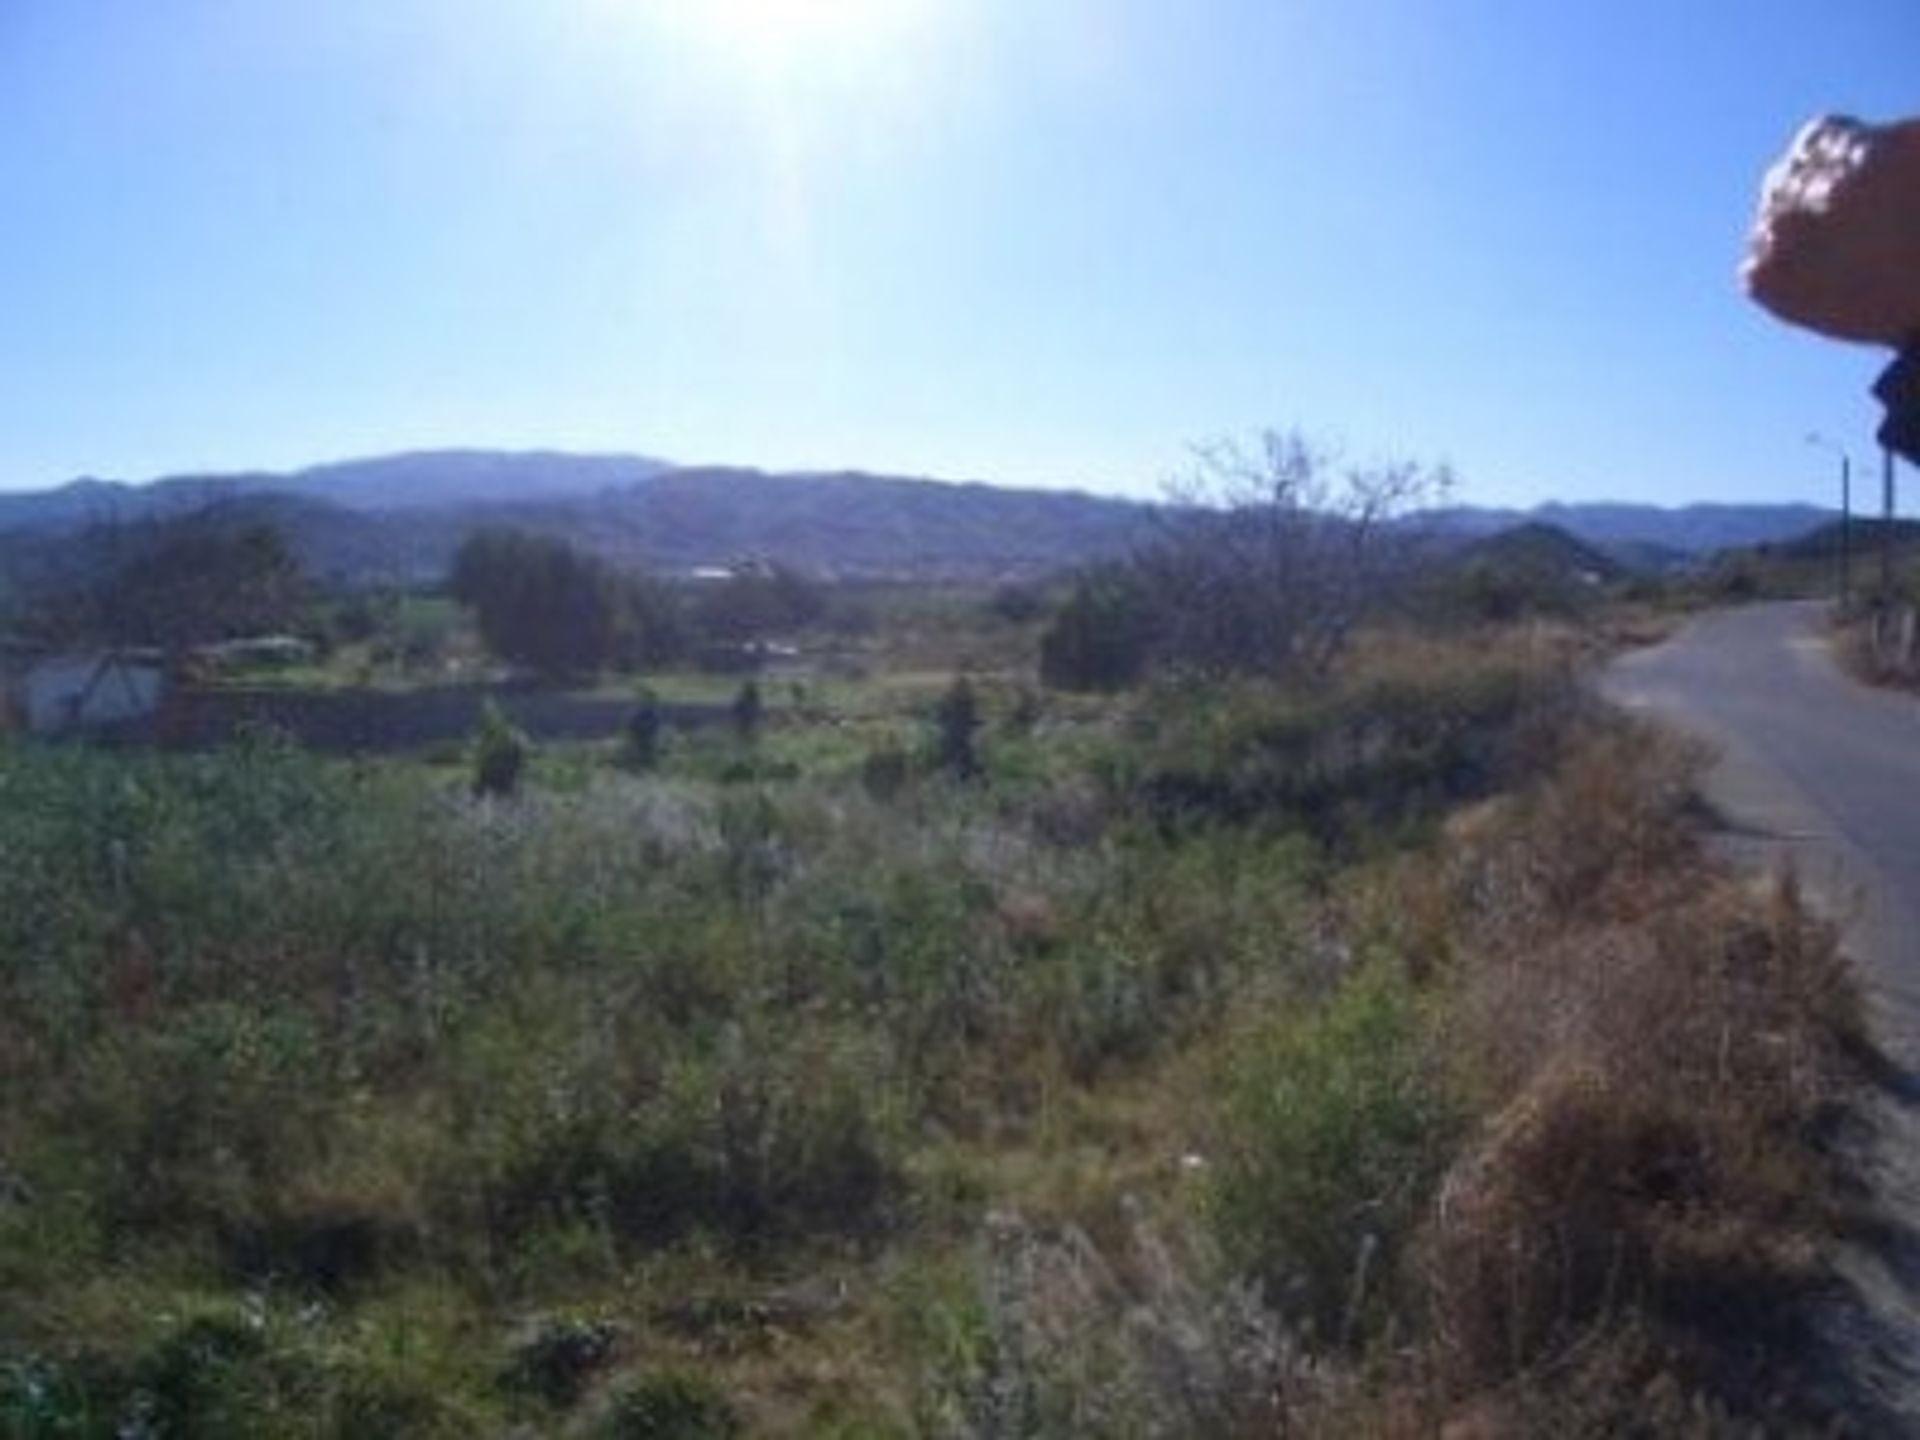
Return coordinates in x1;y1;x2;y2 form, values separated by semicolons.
449;529;683;680
1041;432;1452;691
21;508;307;658
449;529;831;682
694;562;826;643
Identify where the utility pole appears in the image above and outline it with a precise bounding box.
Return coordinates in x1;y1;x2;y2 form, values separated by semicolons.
1841;451;1853;608
1808;434;1854;609
1884;444;1898;607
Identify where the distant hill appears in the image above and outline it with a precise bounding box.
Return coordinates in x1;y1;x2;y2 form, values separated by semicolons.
0;450;674;535
278;450;675;511
1426;501;1832;558
0;461;1157;585
1767;516;1920;562
1453;522;1626;584
515;468;1155;579
1417;521;1632;620
0;449;1845;587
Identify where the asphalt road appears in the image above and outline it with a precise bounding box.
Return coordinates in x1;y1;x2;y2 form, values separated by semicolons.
1606;601;1920;1425
1603;600;1920;1031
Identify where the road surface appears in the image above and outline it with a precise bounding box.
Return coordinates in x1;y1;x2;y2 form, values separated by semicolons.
1603;600;1920;1031
1605;600;1920;1426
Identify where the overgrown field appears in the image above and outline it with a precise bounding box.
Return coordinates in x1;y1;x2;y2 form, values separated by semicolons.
0;630;1862;1436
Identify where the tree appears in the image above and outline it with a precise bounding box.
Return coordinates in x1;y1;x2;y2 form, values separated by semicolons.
449;529;680;681
1038;565;1155;692
933;675;981;779
731;679;764;743
609;572;687;672
621;686;663;771
1134;430;1451;682
694;563;825;644
471;699;528;798
69;509;306;658
451;529;610;679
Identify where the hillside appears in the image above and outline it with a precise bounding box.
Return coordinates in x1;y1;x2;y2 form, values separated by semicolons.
0;461;1159;584
1426;500;1832;557
0;449;1843;586
0;451;674;535
1454;520;1626;583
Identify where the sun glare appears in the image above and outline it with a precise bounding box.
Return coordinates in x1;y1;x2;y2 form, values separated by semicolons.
652;0;936;74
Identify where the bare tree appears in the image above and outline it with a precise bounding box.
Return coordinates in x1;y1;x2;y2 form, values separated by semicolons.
1135;429;1452;681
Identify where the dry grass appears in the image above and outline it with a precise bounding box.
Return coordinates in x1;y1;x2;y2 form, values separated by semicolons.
0;640;1868;1435
1410;722;1861;1428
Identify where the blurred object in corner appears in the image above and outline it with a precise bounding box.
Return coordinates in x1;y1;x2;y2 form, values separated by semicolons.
1744;114;1920;346
1744;114;1920;463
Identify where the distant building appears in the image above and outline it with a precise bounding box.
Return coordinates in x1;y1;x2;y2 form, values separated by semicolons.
192;635;316;672
0;643;166;736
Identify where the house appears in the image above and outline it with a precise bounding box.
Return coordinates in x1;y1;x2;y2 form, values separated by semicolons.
0;642;167;736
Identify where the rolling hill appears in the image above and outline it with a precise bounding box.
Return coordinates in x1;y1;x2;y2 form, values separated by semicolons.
0;450;1842;587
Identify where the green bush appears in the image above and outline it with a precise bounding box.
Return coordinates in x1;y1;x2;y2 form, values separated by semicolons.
1124;662;1564;848
730;679;763;743
594;1370;740;1439
621;687;664;771
471;699;528;798
1209;968;1460;1345
860;743;912;801
502;1312;623;1407
932;676;980;780
1039;567;1153;692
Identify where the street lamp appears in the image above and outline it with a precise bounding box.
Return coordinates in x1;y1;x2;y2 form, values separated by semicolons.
1806;432;1853;609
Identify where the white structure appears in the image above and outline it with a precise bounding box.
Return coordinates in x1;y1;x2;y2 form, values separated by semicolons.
0;646;165;735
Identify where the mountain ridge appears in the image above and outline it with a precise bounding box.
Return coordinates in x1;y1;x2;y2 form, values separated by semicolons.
0;450;1839;584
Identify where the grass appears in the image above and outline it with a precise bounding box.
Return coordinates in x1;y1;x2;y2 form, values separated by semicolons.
0;618;1867;1435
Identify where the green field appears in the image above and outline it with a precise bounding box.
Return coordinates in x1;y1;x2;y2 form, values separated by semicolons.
0;596;1862;1436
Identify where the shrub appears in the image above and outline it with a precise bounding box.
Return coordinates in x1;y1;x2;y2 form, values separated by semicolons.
621;688;663;772
1039;567;1152;692
594;1371;740;1439
1210;968;1460;1344
503;1312;624;1407
933;676;980;780
860;743;912;801
471;699;528;797
986;583;1046;624
730;680;763;744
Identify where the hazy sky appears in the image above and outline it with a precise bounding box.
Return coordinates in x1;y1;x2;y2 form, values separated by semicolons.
1;1;1913;505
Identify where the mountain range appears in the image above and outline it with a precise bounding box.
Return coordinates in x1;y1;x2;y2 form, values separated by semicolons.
0;450;1837;588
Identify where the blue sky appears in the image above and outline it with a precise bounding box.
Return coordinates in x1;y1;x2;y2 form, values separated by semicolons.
0;1;1913;506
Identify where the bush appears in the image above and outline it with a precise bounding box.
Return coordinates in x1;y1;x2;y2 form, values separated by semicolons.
1210;968;1459;1344
986;583;1046;624
730;680;763;744
1039;567;1153;692
932;676;980;780
471;700;528;797
503;1312;623;1407
1123;661;1566;848
621;688;663;772
594;1371;741;1439
860;744;912;801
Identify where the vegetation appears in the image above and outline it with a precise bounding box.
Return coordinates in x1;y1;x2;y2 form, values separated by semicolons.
729;679;763;743
694;564;827;644
471;698;529;797
930;676;980;780
1037;565;1152;693
621;687;664;772
0;551;1865;1433
21;509;307;656
450;528;682;681
1037;431;1451;688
